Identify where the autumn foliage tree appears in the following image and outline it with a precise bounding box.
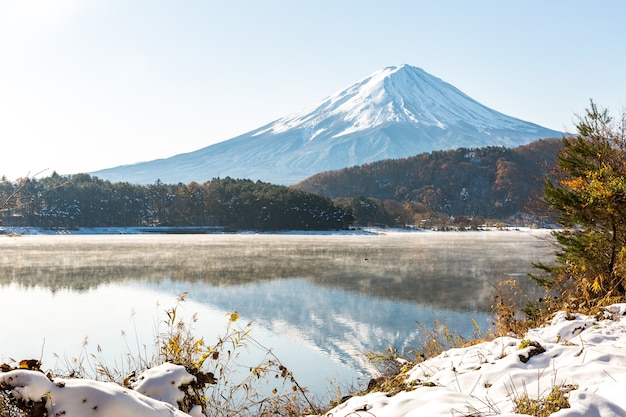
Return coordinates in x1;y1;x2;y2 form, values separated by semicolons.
295;139;562;223
535;101;626;313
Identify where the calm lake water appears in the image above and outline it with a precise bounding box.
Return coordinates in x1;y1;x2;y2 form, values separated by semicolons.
0;230;555;398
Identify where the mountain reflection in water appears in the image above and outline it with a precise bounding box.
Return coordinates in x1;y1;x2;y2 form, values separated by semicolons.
0;231;555;395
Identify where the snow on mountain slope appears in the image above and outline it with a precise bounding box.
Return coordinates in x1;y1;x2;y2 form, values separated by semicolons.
90;65;563;185
264;65;531;136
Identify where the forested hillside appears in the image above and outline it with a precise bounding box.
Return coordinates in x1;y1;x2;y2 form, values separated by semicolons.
0;176;353;231
0;139;562;231
294;138;563;226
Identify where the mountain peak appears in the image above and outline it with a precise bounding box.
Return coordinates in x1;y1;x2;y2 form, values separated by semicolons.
91;65;563;185
264;64;520;139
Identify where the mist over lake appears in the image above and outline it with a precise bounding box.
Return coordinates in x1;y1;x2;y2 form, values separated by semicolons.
0;230;555;397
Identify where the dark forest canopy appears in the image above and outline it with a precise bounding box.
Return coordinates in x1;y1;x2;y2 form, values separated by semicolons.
293;138;563;226
0;176;353;231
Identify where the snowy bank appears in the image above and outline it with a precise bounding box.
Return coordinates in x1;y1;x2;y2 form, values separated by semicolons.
4;307;626;416
0;226;373;235
311;304;626;417
0;225;552;236
0;362;203;416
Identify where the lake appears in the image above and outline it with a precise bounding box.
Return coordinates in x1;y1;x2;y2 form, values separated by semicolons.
0;229;555;399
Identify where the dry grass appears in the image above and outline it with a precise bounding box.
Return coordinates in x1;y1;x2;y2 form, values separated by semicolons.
355;317;482;403
510;383;576;417
0;294;321;417
490;279;532;337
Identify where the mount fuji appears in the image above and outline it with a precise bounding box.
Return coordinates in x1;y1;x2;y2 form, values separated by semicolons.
90;65;563;185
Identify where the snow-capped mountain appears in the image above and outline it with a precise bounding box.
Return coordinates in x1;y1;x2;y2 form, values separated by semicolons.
91;64;563;185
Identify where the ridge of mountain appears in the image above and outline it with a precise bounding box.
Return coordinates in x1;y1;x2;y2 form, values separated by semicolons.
90;65;563;185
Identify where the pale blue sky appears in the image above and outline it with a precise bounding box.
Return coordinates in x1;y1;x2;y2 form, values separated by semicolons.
1;1;624;180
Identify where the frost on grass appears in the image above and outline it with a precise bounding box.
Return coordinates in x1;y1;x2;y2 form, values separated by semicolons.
0;362;202;417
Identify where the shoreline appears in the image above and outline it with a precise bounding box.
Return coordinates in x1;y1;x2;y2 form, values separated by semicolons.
0;225;557;236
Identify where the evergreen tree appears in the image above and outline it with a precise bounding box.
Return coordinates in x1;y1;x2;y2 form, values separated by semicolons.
536;101;626;312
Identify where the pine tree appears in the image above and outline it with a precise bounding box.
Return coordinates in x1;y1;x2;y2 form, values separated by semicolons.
536;101;626;312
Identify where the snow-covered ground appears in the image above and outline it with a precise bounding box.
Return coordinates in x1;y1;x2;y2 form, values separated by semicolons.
311;304;626;417
0;362;203;416
3;306;626;416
